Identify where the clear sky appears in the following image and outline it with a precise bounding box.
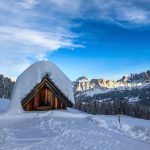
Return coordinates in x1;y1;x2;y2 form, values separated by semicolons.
0;0;150;81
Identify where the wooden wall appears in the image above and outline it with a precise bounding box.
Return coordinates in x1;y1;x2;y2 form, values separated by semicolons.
23;86;66;111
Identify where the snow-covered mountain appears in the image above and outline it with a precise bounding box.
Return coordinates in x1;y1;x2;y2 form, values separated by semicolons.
73;70;150;92
73;70;150;106
117;70;150;85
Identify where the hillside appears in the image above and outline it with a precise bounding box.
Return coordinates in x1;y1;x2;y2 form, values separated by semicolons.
73;70;150;107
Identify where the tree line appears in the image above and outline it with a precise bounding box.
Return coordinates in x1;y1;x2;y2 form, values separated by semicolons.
75;100;150;120
0;74;15;99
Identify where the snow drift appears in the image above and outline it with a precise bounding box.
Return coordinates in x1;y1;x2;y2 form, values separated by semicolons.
0;98;10;112
9;61;74;113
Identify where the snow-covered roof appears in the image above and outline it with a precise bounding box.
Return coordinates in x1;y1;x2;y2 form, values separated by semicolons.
9;61;74;113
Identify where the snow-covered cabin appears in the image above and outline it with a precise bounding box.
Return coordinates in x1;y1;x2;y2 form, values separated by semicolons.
9;61;74;113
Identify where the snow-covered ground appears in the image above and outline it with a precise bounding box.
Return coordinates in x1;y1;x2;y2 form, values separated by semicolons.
0;98;10;113
0;109;150;150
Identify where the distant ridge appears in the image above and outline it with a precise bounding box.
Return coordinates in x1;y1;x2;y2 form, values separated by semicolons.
73;70;150;107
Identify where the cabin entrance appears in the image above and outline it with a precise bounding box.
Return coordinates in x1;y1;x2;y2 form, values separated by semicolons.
39;87;50;106
37;87;52;111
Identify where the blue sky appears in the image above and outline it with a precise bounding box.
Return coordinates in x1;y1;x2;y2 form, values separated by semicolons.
0;0;150;81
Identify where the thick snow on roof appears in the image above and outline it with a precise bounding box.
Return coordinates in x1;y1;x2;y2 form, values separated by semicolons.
9;61;74;113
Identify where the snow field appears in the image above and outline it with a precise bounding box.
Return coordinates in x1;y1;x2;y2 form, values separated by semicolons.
0;109;150;150
88;115;150;143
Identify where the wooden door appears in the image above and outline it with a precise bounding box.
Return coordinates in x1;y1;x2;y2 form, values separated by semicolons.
39;87;49;106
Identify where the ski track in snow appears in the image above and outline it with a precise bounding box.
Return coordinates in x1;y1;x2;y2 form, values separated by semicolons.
0;110;150;150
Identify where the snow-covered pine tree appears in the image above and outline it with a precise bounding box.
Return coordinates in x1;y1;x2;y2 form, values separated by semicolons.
0;74;15;99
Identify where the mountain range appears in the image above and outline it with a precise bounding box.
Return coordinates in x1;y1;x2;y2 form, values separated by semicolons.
73;70;150;107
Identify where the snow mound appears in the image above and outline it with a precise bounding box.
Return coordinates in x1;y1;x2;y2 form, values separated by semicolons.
0;98;10;112
88;115;150;143
9;61;74;113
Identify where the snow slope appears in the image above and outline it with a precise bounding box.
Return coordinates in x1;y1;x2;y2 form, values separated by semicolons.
9;61;74;113
0;109;150;150
76;85;149;98
0;98;10;112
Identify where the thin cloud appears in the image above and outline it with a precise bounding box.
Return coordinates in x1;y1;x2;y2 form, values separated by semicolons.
0;26;80;50
44;0;150;26
81;0;150;26
0;26;82;75
18;0;40;9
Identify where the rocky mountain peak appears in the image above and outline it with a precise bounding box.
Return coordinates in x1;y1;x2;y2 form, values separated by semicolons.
73;70;150;93
118;71;150;84
76;76;89;82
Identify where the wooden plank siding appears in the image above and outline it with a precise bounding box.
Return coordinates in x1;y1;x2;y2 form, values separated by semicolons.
22;85;66;111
